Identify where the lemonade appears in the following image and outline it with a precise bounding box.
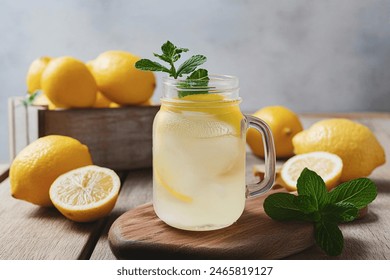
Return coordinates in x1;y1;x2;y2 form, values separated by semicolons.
153;95;246;230
152;75;275;231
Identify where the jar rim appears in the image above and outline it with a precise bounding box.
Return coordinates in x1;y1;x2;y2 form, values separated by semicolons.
163;74;238;89
162;74;240;99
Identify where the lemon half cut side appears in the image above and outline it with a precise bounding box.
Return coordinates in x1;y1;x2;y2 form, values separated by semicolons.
280;151;343;191
49;165;121;222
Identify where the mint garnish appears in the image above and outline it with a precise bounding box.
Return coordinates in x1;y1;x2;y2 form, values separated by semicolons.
264;168;377;256
177;69;209;98
314;221;343;256
135;41;207;79
328;178;377;208
135;41;209;97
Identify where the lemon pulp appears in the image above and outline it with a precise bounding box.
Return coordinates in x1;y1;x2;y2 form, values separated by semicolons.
281;151;343;191
49;165;120;222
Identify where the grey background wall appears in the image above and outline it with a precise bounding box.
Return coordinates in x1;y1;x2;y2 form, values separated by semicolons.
1;0;390;162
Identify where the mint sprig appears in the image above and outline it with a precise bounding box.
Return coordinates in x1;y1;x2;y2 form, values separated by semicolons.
264;168;377;256
135;41;207;79
135;41;210;97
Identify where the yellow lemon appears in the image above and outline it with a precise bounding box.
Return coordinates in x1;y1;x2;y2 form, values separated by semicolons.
86;61;111;108
140;99;154;106
293;118;386;181
93;91;112;108
41;56;97;108
89;50;156;105
26;56;52;93
109;102;121;108
10;135;93;206
47;99;58;110
280;151;343;191
247;106;303;158
49;165;120;222
32;93;50;106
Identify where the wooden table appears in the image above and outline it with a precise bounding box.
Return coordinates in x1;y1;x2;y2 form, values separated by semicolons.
0;113;389;260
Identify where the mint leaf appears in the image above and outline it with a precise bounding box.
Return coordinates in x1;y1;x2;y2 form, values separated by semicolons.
329;178;377;209
297;168;328;209
177;69;210;98
135;40;208;85
264;193;314;222
172;48;189;63
321;202;359;223
294;195;318;214
153;53;172;64
315;221;344;256
161;40;176;57
176;55;207;77
263;168;378;257
135;59;170;73
161;40;188;61
187;68;209;80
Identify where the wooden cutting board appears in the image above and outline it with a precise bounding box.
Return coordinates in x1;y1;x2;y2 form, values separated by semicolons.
108;189;315;259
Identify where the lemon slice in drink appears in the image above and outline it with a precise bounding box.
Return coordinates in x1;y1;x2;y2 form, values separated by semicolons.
154;170;193;203
49;165;120;222
180;93;243;135
281;151;343;191
181;93;224;102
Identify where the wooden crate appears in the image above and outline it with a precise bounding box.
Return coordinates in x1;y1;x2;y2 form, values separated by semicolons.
9;97;160;170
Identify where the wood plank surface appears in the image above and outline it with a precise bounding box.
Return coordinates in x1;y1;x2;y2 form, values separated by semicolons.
0;178;105;259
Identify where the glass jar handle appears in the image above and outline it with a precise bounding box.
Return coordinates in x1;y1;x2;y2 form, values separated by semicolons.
245;115;276;197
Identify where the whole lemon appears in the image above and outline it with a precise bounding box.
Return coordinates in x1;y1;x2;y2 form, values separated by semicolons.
10;135;93;206
293;118;386;181
32;93;50;106
109;102;121;108
93;91;112;108
88;50;156;105
26;56;52;93
41;57;97;108
247;106;303;158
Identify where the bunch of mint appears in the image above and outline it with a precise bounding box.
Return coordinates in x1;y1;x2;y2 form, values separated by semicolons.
264;168;377;256
135;41;209;97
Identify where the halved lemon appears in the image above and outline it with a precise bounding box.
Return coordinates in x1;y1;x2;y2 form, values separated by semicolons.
281;151;343;191
49;165;120;222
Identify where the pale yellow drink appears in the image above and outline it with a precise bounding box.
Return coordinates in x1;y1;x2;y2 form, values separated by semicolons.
153;75;276;231
153;94;246;231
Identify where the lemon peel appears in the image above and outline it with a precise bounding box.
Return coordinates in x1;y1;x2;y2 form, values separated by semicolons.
89;50;156;105
293;118;385;181
10;135;93;206
247;106;303;158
